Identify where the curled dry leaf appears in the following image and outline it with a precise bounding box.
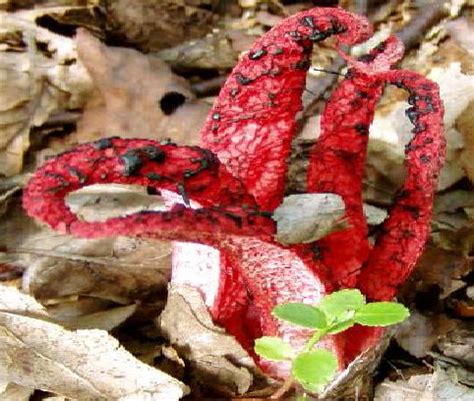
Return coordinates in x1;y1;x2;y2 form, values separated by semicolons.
0;13;93;177
0;383;33;401
431;190;474;255
66;183;167;222
457;99;474;184
0;284;47;317
103;0;216;52
52;304;137;331
156;30;239;72
446;17;474;55
374;364;474;401
395;311;458;358
0;286;188;401
75;29;209;145
0;203;171;304
158;284;257;395
273;193;348;245
438;322;474;367
0;186;20;218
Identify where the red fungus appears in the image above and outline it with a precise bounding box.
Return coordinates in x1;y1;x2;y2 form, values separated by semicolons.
23;7;445;383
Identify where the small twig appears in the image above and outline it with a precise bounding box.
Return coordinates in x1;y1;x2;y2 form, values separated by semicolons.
191;75;229;97
311;67;345;77
269;377;294;400
395;0;448;51
231;377;295;401
386;360;406;380
301;57;346;118
43;111;81;128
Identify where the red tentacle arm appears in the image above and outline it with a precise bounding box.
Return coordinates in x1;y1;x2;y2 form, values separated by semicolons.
306;36;404;288
201;7;372;211
172;7;373;377
307;72;381;287
186;8;373;377
23;138;275;243
358;71;445;301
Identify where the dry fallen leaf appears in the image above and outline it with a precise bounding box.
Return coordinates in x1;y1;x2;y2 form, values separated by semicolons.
159;284;257;395
273;193;348;245
0;186;20;218
438;322;474;367
0;285;188;400
75;29;209;145
0;203;171;304
395;311;458;358
0;383;33;401
52;303;137;331
0;12;93;176
66;183;167;222
156;30;239;72
374;364;474;401
103;0;216;52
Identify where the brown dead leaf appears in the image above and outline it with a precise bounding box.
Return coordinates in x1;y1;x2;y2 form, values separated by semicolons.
457;100;474;184
0;285;188;400
430;191;474;255
0;202;171;304
438;322;474;367
0;186;20;218
375;364;474;401
158;284;257;395
52;303;137;331
66;183;166;222
395;311;458;358
446;17;474;56
103;0;216;52
273;194;348;245
399;245;471;302
156;30;239;72
0;13;93;177
75;28;209;145
0;274;136;332
0;383;33;401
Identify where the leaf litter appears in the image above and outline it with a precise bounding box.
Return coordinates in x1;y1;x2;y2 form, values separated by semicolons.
0;1;473;400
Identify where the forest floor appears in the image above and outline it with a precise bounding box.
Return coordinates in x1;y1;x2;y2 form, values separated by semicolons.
0;1;473;400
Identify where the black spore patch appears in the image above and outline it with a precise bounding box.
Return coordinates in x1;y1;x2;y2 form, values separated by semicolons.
120;150;143;176
142;146;165;162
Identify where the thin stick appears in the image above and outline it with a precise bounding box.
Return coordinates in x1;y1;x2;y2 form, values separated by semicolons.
311;67;345;77
269;377;295;400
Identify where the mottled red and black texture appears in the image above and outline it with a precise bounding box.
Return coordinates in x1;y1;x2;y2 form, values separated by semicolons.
23;7;445;380
23;139;275;243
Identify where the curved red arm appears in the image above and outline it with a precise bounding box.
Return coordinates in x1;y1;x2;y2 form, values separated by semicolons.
23;138;275;243
201;7;372;210
358;71;445;300
306;36;405;288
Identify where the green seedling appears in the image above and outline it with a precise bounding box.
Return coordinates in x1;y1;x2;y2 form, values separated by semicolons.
254;289;409;395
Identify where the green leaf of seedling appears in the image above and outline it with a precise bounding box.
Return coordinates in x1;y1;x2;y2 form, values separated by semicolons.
254;336;294;361
354;302;410;326
292;350;338;393
325;319;355;334
273;303;327;329
318;289;366;322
